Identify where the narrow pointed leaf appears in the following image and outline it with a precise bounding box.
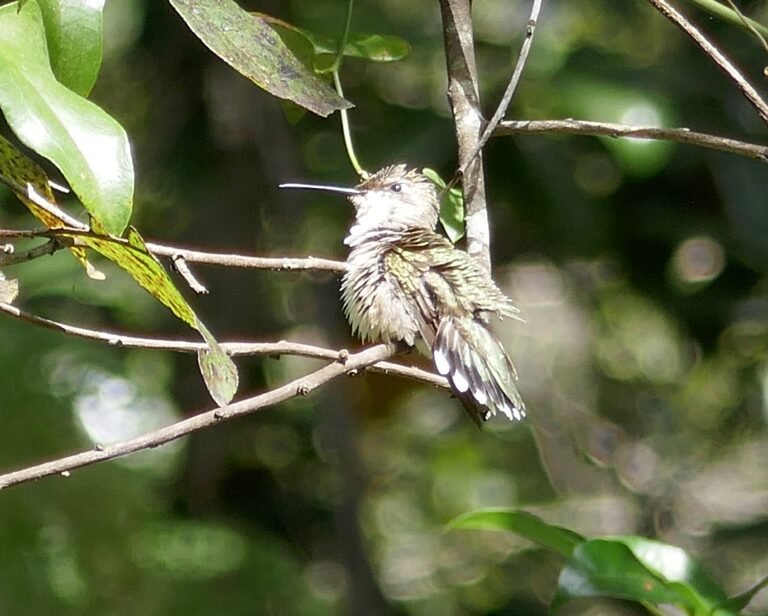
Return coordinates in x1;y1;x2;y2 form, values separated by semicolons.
37;0;105;96
0;0;133;235
168;0;350;117
448;508;584;558
197;321;239;407
0;133;104;279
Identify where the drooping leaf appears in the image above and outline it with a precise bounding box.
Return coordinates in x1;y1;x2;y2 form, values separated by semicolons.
0;133;104;279
168;0;350;117
37;0;105;96
197;321;239;407
552;538;733;614
0;0;133;235
423;168;465;243
448;508;584;558
57;223;239;406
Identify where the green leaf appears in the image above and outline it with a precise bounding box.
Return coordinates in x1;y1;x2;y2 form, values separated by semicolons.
553;540;684;611
59;224;239;406
448;508;584;558
0;133;104;279
423;168;465;243
0;0;133;236
37;0;105;96
617;536;729;609
552;538;733;614
168;0;351;118
197;321;239;407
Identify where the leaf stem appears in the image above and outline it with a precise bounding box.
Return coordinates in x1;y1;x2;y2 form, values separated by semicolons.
334;71;367;177
331;0;366;177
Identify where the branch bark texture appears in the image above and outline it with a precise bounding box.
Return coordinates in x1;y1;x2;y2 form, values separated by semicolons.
439;0;491;271
496;119;768;161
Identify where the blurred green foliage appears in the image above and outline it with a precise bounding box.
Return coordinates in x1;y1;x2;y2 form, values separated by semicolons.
1;0;768;614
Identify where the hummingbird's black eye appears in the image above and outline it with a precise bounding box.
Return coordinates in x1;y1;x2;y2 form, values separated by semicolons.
390;183;402;193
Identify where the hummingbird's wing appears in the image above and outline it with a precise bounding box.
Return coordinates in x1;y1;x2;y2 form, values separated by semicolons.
386;229;525;424
394;229;521;320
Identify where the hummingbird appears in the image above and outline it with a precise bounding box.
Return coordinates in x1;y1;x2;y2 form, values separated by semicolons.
280;164;525;426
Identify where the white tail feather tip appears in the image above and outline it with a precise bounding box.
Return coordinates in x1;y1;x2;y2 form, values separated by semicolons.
433;349;450;375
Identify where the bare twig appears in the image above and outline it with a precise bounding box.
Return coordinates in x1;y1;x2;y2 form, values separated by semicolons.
146;243;347;273
722;0;768;52
0;239;61;266
0;301;447;388
0;343;410;491
495;118;768;161
439;0;491;271
646;0;768;126
683;0;768;43
460;0;544;176
171;255;209;294
0;227;346;273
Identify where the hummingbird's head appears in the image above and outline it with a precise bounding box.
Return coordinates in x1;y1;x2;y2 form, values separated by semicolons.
349;165;439;232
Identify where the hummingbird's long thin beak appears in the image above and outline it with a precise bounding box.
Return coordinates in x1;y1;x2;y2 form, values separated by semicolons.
278;182;363;195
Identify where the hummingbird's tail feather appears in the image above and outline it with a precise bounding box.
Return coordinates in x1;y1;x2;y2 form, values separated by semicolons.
433;316;526;424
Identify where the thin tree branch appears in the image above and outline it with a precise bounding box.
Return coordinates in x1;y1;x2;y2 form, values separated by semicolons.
0;343;413;491
439;0;491;272
171;255;208;294
0;239;61;266
0;227;347;273
495;118;768;161
0;301;447;388
460;0;544;176
144;242;348;273
646;0;768;126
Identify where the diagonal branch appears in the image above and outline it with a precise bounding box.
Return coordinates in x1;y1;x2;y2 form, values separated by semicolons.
460;0;544;175
646;0;768;126
0;343;415;491
495;118;768;161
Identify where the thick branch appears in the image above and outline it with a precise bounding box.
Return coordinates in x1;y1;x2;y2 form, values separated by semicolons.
0;301;446;389
646;0;768;127
495;119;768;161
439;0;491;271
0;343;414;491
